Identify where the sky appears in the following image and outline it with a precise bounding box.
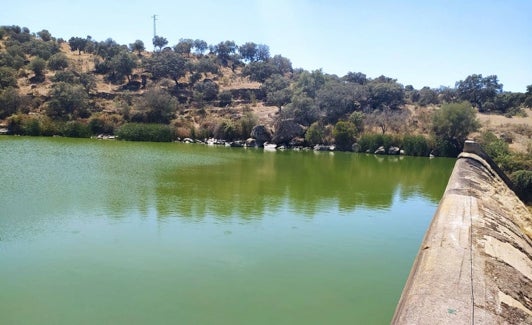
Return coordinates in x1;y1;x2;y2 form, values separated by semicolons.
1;0;531;92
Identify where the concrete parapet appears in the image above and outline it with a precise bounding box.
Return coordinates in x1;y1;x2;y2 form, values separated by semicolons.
392;143;532;324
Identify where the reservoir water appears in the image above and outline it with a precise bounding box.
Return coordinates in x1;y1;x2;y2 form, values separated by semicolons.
0;137;454;324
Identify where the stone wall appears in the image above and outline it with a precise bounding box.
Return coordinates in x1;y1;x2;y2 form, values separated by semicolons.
392;141;532;324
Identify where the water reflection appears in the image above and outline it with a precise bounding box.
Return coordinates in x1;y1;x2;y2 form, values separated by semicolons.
0;137;454;224
153;148;454;219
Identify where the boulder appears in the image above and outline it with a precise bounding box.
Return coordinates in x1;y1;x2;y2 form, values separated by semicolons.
388;146;401;155
271;119;305;145
374;146;386;155
313;144;335;151
245;138;257;147
250;125;272;146
289;137;305;147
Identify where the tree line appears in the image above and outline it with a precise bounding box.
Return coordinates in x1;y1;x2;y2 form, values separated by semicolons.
1;24;531;149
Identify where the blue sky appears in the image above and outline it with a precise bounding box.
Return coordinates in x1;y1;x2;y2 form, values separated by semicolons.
1;0;530;91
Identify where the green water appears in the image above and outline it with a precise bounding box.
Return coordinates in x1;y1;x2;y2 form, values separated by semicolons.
0;137;454;324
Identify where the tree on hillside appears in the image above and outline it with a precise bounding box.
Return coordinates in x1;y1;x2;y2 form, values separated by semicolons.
261;74;292;111
29;57;46;79
242;61;277;82
96;38;123;59
270;55;293;75
293;69;326;98
46;82;89;120
343;72;367;85
129;40;145;56
145;51;187;85
416;86;439;106
193;39;208;55
47;53;69;71
524;85;532;108
109;51;137;82
134;88;177;123
239;42;258;62
365;107;410;134
316;80;356;123
255;44;270;62
283;94;320;126
37;29;52;42
455;74;503;112
368;81;405;110
0;87;28;119
213;40;238;66
68;36;87;55
152;35;168;52
432;102;480;156
194;80;219;103
0;67;18;89
174;39;194;56
192;56;219;78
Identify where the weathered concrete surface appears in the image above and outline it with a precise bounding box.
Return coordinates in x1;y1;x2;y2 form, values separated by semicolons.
392;143;532;324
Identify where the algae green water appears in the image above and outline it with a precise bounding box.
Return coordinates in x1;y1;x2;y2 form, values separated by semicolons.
0;137;454;324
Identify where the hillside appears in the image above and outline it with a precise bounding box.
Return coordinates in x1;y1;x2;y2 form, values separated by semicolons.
0;25;531;155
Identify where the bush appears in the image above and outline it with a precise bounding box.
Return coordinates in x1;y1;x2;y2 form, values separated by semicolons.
47;53;69;70
52;70;77;83
117;123;174;142
0;66;18;89
29;57;47;77
213;119;238;141
432;102;480;157
218;91;232;107
478;131;510;161
511;170;532;204
88;117;115;135
6;114;59;136
357;133;398;153
61;121;91;138
333;121;356;151
0;87;22;119
305;122;325;145
402;134;431;156
239;112;257;139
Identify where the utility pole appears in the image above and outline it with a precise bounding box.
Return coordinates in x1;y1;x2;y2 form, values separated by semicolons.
152;14;158;38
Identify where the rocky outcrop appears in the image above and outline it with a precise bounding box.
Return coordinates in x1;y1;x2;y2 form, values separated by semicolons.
250;125;272;146
271;119;305;145
393;141;532;324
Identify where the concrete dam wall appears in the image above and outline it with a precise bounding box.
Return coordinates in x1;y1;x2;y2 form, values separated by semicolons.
392;141;532;324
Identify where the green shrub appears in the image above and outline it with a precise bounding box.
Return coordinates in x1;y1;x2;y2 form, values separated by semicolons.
305;122;325;145
117;123;174;142
88;117;115;135
357;133;399;153
47;53;69;71
433;138;459;157
333;121;356;151
402;135;431;156
213;119;237;141
478;131;510;160
510;170;532;204
61;121;91;138
239;112;257;139
51;70;77;83
6;114;59;136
